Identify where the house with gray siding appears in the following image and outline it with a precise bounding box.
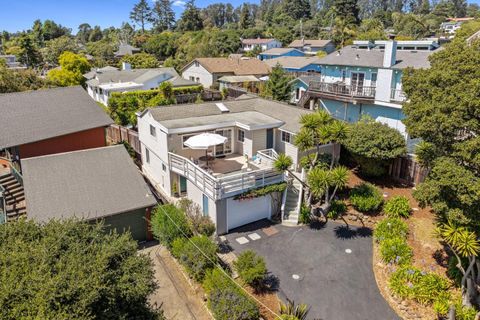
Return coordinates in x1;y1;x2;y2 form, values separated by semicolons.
137;96;336;233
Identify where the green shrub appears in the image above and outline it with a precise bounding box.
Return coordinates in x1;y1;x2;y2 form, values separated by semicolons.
379;237;413;265
354;156;388;177
176;198;216;237
171;235;218;281
299;203;311;224
327;200;348;220
374;217;409;243
349;182;383;213
389;265;450;305
233;250;267;288
150;204;192;248
384;196;411;218
203;269;260;320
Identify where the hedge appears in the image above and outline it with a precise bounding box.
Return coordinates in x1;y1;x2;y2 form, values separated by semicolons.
234;182;287;201
150;204;192;248
110;85;203;101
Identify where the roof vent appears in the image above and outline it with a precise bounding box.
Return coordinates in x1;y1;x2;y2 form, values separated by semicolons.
215;103;230;113
355;54;360;60
336;50;341;56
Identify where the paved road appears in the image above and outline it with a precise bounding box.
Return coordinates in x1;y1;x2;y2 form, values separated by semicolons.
225;221;400;320
141;244;212;320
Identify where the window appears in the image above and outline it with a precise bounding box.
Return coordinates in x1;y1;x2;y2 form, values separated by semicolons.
194;61;199;67
145;148;150;164
281;131;293;144
182;134;195;149
202;194;209;217
196;77;200;83
371;73;377;87
189;76;195;81
237;129;245;142
162;163;166;171
150;125;156;137
341;69;346;82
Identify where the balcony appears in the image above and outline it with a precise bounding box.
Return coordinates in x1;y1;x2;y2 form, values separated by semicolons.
308;81;376;103
168;150;284;200
390;89;407;103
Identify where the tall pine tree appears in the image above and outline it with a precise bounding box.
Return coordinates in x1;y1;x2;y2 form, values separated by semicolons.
153;0;176;32
130;0;153;33
177;0;203;31
333;0;360;24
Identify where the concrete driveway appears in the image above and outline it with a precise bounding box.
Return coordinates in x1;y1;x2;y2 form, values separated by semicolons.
225;220;399;320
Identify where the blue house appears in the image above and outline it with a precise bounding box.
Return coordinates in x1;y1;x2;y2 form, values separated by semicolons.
292;39;440;151
258;48;306;61
265;56;322;75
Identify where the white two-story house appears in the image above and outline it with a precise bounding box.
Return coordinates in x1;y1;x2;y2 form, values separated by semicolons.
84;63;197;105
137;96;336;233
241;38;282;52
292;39;441;151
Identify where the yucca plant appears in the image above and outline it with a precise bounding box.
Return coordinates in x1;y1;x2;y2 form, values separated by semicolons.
279;299;310;320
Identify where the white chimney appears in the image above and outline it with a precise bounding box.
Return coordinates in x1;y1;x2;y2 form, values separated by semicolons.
383;41;397;68
122;62;132;71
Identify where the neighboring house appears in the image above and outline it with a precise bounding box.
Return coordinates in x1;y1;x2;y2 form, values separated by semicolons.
21;145;157;241
293;39;440;150
241;38;282;52
258;48;305;60
85;63;197;105
181;58;271;88
0;55;26;70
265;56;322;75
114;43;141;58
0;86;113;160
137;96;336;233
440;21;463;34
218;75;260;94
288;39;336;55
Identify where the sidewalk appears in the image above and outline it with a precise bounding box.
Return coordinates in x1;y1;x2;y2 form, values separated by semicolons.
141;244;212;320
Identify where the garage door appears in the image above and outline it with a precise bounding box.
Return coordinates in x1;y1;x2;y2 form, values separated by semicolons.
226;197;271;231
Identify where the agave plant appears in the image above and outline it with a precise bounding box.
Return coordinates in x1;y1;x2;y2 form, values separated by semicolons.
279;299;310;320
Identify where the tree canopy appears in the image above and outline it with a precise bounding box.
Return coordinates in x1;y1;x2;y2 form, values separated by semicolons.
0;219;163;320
47;51;90;86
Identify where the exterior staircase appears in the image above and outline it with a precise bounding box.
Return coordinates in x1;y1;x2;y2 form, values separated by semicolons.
0;173;26;221
282;178;302;226
297;91;312;108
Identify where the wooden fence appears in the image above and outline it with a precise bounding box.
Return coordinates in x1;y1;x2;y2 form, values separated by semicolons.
106;125;141;155
388;156;429;186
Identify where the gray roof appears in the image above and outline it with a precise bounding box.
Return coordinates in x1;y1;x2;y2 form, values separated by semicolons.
22;145;157;223
318;45;440;69
0;86;113;149
146;96;313;133
265;56;322;69
168;76;198;87
261;48;299;55
85;68;180;87
114;44;141;57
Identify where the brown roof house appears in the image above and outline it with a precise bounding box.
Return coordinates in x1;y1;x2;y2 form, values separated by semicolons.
22;145;157;241
181;57;271;88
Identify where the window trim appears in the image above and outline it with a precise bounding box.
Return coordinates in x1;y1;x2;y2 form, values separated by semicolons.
181;134;196;149
281;130;293;144
237;129;245;143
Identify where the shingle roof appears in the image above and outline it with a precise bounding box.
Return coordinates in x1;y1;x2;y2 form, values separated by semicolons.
185;58;271;75
146;96;313;133
242;38;277;45
86;68;180;87
261;48;300;56
0;86;113;149
265;56;322;69
114;44;141;57
318;45;440;69
22;145;157;223
289;39;332;48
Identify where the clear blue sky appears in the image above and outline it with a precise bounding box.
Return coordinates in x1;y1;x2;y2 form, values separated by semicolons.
1;0;479;33
0;0;256;33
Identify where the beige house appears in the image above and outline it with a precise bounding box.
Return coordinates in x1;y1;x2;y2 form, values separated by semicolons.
181;57;270;88
137;96;336;234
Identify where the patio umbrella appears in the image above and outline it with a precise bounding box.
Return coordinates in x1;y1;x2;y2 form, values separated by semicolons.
184;133;227;165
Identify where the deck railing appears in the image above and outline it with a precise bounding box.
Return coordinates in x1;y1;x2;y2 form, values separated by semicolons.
168;152;284;200
257;149;279;167
308;81;376;99
390;89;407;102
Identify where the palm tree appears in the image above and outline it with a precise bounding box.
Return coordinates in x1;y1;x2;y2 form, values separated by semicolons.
279;299;310;320
438;222;480;307
307;165;349;213
274;153;307;188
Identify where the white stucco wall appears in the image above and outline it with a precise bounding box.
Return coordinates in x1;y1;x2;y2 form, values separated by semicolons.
375;68;394;103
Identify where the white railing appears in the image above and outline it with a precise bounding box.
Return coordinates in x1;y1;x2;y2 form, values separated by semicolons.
168;152;284;200
257;149;279;167
390;89;407;102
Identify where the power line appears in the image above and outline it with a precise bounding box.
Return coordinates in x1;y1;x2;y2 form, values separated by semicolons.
156;205;283;319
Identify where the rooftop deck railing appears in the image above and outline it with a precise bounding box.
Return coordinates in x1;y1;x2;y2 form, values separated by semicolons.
308;81;376;99
168;151;284;200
